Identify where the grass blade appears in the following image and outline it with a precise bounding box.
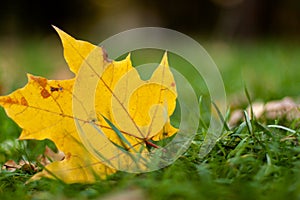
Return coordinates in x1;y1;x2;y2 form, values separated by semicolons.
212;101;230;131
101;115;135;151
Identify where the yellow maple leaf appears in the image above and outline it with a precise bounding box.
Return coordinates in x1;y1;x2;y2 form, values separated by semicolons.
0;26;178;183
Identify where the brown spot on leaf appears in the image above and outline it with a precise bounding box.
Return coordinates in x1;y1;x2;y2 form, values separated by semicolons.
50;86;63;92
3;97;12;104
30;76;48;88
41;89;51;98
1;97;18;105
65;152;71;160
21;97;28;106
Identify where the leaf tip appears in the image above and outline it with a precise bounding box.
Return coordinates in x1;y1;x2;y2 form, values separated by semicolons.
51;24;59;30
160;51;169;68
118;52;132;65
26;73;34;81
52;26;74;45
126;52;131;60
51;25;65;38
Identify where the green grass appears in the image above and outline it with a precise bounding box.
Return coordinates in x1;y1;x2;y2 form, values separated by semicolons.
1;39;300;199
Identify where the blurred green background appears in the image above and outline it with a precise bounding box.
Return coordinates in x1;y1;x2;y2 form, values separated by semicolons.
0;0;300;101
0;1;300;199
